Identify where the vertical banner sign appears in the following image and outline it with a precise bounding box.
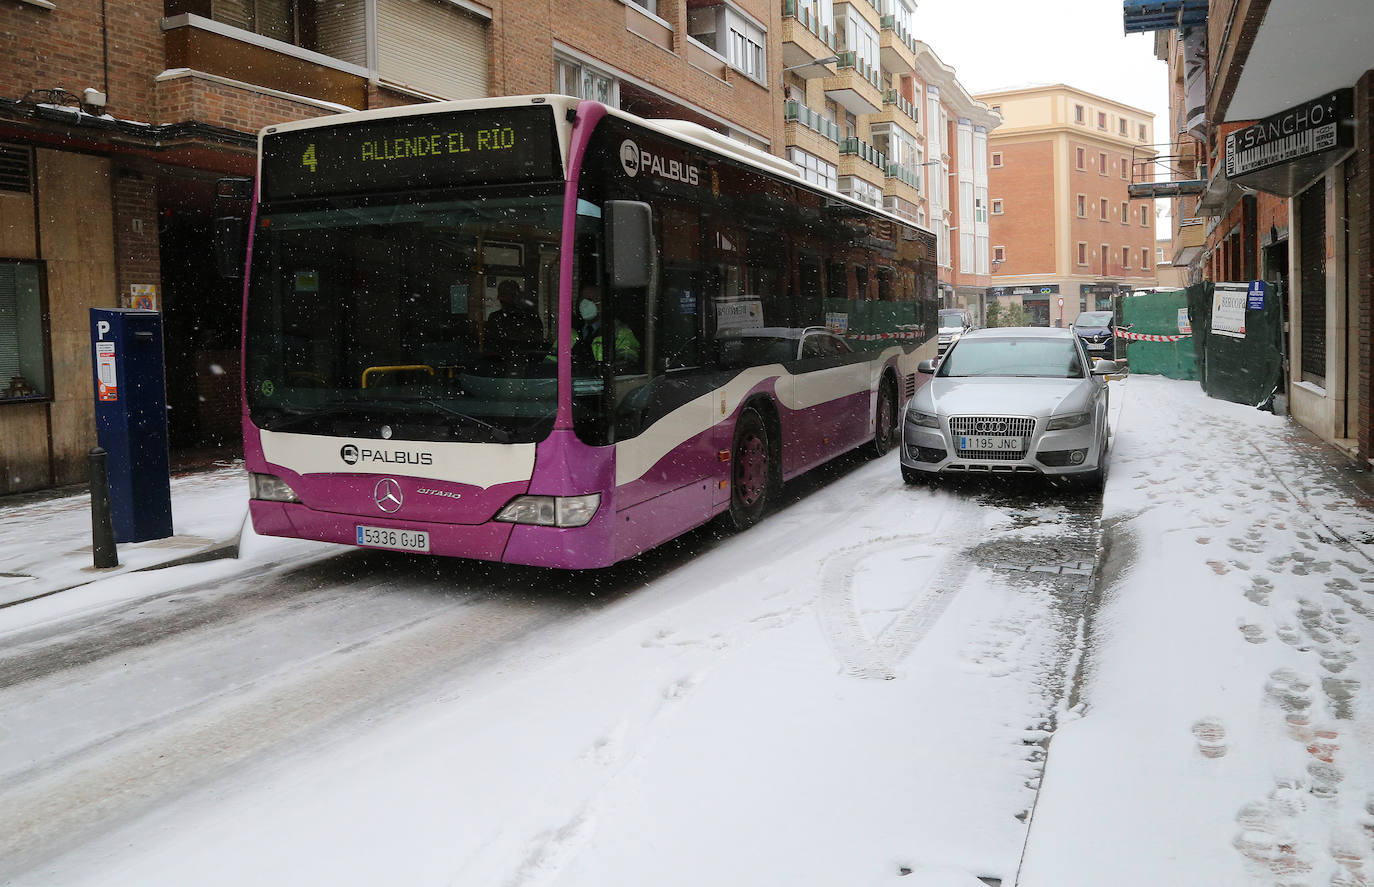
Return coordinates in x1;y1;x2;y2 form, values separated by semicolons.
1212;282;1249;339
1247;280;1267;310
95;340;118;401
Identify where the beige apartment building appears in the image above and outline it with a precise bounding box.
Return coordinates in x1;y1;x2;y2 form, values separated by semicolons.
977;84;1159;327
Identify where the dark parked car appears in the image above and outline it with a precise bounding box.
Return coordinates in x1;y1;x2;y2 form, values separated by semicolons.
1070;311;1128;359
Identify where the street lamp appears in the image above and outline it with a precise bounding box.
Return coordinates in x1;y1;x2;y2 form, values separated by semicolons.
780;55;840;90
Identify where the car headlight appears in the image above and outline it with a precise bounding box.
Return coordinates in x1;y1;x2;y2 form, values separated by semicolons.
496;494;600;528
1046;412;1090;431
905;408;940;428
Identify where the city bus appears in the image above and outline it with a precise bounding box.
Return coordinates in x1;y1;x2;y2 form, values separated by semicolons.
240;95;939;569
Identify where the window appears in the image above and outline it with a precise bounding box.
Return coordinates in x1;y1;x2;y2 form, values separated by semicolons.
1121;156;1129;180
1077;194;1086;217
990;104;1001;114
1100;244;1109;270
1074;104;1084;124
1141;205;1151;226
1100;197;1108;220
1098;152;1107;175
1077;242;1087;265
836;6;879;74
625;0;657;12
1138;123;1147;141
1075;147;1085;170
991;198;1002;214
1119;118;1128;136
993;245;1005;262
991;152;1002;168
1097;111;1107;130
0;260;50;402
1156;246;1165;261
557;55;618;105
688;5;767;84
1122;246;1130;269
787;147;837;190
1141;248;1150;270
838;175;882;209
1121;201;1129;224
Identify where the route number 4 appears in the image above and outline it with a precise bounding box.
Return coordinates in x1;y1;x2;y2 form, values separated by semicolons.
302;144;317;173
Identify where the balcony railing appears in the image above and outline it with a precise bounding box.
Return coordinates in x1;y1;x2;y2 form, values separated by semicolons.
880;15;919;55
840;136;887;170
883;88;919;125
835;51;881;90
885;162;919;189
781;0;836;50
784;99;840;142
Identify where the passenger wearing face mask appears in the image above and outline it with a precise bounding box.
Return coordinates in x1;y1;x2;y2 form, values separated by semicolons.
572;285;641;368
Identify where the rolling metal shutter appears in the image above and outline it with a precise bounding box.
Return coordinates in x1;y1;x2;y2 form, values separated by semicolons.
376;0;489;100
313;0;367;66
1298;181;1326;382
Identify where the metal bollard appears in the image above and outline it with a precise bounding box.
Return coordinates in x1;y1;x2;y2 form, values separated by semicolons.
89;446;118;568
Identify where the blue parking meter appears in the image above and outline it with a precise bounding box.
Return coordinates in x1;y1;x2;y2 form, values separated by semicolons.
90;308;172;542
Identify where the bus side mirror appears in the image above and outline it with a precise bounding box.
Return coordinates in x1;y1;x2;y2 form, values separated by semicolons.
604;200;652;290
213;216;247;279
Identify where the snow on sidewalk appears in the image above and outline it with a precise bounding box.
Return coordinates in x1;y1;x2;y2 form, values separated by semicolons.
1019;374;1374;885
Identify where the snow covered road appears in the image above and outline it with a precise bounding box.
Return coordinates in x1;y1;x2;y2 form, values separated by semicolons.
1;450;1106;886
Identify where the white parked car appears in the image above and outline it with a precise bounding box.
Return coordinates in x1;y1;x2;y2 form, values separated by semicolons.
900;327;1115;487
936;308;973;357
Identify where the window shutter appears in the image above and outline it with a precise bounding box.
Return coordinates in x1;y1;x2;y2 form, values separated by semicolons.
376;0;489;100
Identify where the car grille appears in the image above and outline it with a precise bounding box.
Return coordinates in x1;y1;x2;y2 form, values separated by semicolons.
949;415;1036;461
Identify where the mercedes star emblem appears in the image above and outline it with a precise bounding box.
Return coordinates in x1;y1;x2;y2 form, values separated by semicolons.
374;478;403;513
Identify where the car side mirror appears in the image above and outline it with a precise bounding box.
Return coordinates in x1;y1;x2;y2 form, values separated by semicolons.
1091;359;1118;375
917;359;937;374
604;200;653;290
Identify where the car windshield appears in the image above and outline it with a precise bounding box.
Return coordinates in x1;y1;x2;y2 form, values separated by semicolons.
938;336;1085;379
938;311;966;328
1075;312;1114;329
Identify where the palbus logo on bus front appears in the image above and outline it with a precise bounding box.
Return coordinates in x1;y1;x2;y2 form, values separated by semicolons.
340;444;433;467
619;139;699;186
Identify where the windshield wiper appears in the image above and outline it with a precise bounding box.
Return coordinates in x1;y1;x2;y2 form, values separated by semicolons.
408;398;511;443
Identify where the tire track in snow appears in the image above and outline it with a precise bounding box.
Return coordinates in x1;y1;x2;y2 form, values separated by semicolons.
816;506;981;680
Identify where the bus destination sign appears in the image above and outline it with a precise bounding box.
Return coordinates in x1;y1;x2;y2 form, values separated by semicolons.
260;105;561;201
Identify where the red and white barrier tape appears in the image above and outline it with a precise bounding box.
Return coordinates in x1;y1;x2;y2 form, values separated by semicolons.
1115;329;1192;342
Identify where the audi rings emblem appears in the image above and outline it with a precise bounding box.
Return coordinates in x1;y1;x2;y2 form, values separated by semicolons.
974;420;1008;434
374;478;403;513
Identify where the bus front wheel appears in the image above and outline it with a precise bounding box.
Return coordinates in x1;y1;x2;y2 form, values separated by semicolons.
729;407;772;530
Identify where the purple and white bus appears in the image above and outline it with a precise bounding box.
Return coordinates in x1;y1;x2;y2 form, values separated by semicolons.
241;95;939;568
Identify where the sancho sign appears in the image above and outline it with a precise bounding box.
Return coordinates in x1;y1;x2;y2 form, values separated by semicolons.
1225;90;1353;193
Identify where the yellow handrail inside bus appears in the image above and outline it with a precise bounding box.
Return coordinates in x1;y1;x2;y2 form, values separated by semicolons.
361;364;436;388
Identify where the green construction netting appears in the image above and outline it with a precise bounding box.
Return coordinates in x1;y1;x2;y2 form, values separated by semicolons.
1118;289;1198;380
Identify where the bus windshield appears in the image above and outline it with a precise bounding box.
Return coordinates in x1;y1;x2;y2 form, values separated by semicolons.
244;190;563;444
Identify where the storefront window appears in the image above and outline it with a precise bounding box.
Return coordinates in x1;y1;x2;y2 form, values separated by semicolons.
0;261;49;402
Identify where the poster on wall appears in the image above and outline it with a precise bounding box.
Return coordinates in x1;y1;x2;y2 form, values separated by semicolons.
1212;282;1248;338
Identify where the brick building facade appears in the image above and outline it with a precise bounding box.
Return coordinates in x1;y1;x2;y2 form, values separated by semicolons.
0;0;989;494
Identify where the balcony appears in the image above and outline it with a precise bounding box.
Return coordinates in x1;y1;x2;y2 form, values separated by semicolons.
1173;217;1206;266
784;100;840;143
840;136;887;169
823;51;883;116
879;15;917;73
885;162;919;190
872;88;921;139
161;14;368;114
781;0;836;69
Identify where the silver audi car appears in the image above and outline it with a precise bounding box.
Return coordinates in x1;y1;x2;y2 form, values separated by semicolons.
900;327;1115;486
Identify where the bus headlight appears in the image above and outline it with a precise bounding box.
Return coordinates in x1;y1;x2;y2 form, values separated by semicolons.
248;472;300;503
496;494;601;528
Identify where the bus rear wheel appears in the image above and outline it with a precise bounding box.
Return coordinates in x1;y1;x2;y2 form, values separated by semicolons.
869;378;897;457
729;407;772;530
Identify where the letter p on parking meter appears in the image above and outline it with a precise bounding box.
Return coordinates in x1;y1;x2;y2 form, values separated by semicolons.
90;308;172;542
